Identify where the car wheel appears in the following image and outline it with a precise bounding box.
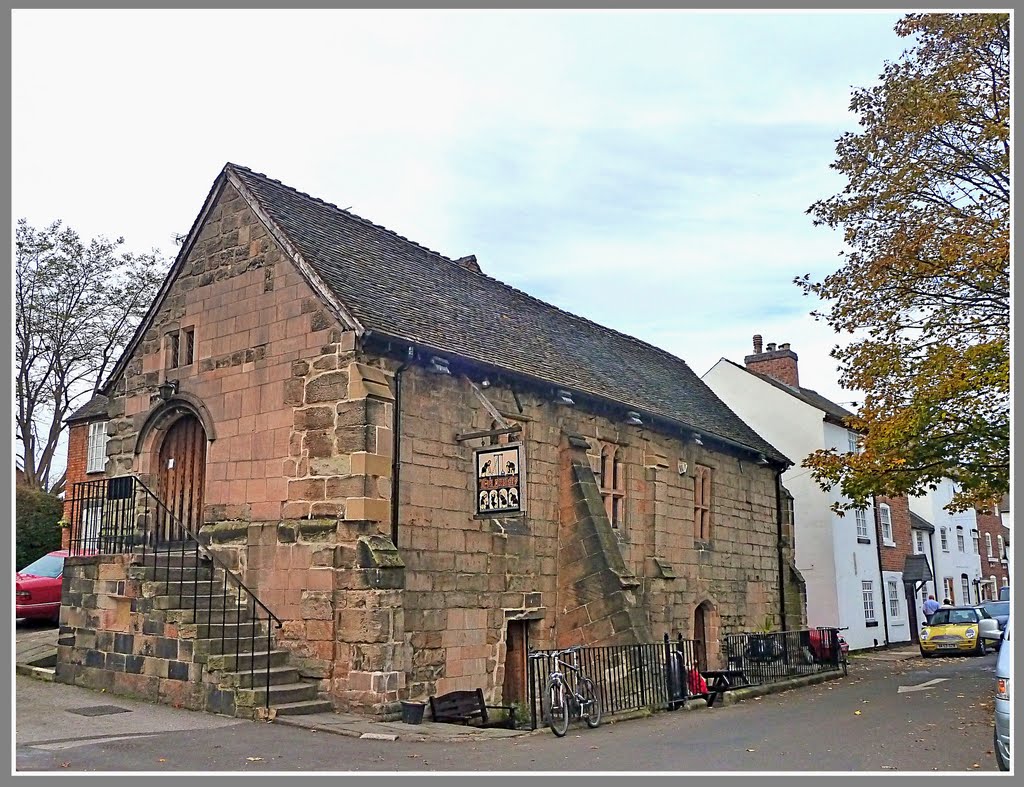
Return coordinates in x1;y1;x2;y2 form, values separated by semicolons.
975;638;987;656
994;727;1009;772
919;647;932;658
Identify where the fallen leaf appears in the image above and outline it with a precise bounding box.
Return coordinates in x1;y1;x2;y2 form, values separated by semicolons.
158;759;167;763
747;748;757;752
60;762;71;768
854;710;862;716
971;764;980;769
246;757;263;762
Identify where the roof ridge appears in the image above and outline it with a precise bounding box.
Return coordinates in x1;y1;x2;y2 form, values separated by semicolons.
225;162;458;265
226;163;701;379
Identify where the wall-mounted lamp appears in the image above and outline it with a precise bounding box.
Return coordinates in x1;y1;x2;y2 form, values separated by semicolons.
625;411;643;426
555;389;575;406
691;433;704;446
757;453;769;465
157;379;179;402
428;356;451;375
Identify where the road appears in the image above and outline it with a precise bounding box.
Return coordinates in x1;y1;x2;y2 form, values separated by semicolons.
14;645;1001;773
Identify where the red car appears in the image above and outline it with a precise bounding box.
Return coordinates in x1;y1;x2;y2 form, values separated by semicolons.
807;628;850;662
16;550;67;621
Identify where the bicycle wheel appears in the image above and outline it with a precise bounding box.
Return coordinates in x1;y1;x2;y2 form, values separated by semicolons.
543;677;569;737
580;677;602;728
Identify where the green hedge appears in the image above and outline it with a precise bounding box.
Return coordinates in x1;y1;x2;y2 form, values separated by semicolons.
16;486;63;568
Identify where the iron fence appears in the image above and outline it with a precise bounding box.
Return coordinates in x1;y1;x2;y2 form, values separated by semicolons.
65;476;282;712
524;628;844;730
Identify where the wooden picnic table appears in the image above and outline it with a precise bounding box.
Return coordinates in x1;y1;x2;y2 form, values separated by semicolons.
701;668;748;707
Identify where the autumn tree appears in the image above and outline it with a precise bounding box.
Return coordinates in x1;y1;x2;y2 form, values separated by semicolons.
798;13;1009;512
15;219;166;494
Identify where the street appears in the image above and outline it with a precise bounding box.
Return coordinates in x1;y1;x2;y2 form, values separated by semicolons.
15;644;1003;772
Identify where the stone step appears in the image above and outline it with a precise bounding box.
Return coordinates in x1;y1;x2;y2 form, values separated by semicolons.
219;664;301;689
161;607;255;626
132;551;211;569
237;681;321;708
272;699;334;716
204;648;291;672
149;593;254;612
129;564;216;582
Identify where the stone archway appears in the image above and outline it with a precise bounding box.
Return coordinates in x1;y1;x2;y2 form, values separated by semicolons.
693;599;720;672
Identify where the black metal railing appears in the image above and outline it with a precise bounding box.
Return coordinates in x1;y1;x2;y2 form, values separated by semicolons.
525;635;701;730
65;476;282;712
524;628;844;729
722;628;845;686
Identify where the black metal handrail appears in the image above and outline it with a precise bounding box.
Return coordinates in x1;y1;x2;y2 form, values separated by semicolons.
722;627;845;686
65;475;282;713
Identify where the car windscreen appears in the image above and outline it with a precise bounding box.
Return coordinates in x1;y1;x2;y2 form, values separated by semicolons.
983;602;1010;617
927;609;977;625
18;553;64;578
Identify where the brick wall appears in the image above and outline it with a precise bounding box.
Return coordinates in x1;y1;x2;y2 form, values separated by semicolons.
976;507;1005;597
743;346;799;387
875;496;914;573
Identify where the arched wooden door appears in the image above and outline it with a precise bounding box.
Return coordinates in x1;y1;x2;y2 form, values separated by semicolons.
156;414;207;543
694;604;708;672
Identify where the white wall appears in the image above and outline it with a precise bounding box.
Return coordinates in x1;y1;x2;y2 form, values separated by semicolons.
909;480;984;606
703;360;884;649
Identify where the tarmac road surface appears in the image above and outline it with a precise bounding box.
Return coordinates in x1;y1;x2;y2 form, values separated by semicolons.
15;650;1000;772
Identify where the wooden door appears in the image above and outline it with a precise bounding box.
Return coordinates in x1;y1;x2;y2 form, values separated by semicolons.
694;605;708;672
503;621;529;706
156;415;207;543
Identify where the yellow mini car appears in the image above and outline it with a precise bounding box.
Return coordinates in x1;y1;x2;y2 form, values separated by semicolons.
920;606;999;657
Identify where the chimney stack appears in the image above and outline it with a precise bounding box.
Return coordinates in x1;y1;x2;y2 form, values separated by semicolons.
744;335;800;387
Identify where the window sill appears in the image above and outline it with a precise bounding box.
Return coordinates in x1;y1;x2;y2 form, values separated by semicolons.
882;540;897;548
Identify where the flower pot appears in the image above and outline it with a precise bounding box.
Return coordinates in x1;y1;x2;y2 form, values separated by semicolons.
400;700;425;724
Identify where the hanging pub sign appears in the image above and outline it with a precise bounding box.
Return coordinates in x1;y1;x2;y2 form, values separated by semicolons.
474;443;525;517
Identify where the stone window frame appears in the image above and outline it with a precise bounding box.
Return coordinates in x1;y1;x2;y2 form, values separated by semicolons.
693;464;713;542
597;443;626;529
166;325;196;369
879;503;894;546
86;420;108;474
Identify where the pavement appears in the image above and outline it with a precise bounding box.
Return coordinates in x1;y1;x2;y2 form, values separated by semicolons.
15;621;854;744
849;645;920;662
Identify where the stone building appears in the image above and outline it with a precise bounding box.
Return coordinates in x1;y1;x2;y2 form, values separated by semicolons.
60;163;803;718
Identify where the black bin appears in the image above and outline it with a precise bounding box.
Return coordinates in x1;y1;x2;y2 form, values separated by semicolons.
400;701;425;724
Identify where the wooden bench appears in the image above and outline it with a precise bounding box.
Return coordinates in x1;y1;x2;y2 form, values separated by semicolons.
428;688;516;728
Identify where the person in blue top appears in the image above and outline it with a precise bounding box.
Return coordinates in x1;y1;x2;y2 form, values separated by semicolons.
922;594;941;621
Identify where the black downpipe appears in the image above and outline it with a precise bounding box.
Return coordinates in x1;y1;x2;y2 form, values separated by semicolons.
390;349;413;546
774;469;787;631
872;496;891;647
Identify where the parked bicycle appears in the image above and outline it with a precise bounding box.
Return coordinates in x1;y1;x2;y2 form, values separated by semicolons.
528;645;602;737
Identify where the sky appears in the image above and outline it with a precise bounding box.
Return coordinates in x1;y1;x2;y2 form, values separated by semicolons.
12;8;914;443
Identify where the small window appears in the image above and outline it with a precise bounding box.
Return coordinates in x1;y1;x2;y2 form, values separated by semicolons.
847;432;859;454
167;327;195;368
597;445;625;529
855;508;869;540
167;331;180;369
960;574;971;606
997;535;1005;561
914;530;925;555
986;532;994;560
943;577;955;603
956;526;965;552
693;465;713;541
887;579;900;618
940;527;949;551
971;529;979;555
990;576;998;600
862;581;876;622
879;504;893;544
86;421;108;474
183;327;195;366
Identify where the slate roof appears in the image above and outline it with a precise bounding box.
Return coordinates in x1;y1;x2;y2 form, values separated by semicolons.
718;359;855;426
909;511;935;533
66;394;109;424
227;164;788;465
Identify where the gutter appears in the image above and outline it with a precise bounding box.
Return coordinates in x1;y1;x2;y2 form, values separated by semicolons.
872;496;890;647
390;347;414;546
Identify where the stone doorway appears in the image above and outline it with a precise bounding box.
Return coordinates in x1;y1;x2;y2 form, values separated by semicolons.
502;621;530;707
156;414;207;541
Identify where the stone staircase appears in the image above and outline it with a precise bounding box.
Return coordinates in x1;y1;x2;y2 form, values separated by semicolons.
126;549;332;718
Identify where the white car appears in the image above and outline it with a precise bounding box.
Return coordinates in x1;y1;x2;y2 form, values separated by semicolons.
994;619;1011;771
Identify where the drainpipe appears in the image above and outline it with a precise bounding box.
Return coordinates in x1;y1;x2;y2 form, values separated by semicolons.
872;496;890;647
775;469;787;631
390;347;413;546
928;528;940;603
